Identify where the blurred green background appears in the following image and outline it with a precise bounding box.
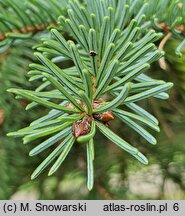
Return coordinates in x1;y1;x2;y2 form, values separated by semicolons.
0;36;185;200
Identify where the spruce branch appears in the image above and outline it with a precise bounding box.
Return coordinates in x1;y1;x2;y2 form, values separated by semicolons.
7;0;174;190
0;0;68;51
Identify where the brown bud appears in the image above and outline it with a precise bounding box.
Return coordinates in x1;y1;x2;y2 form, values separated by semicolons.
66;100;84;109
94;111;114;123
72;115;92;138
175;25;185;33
66;103;75;109
158;22;170;31
92;98;104;109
